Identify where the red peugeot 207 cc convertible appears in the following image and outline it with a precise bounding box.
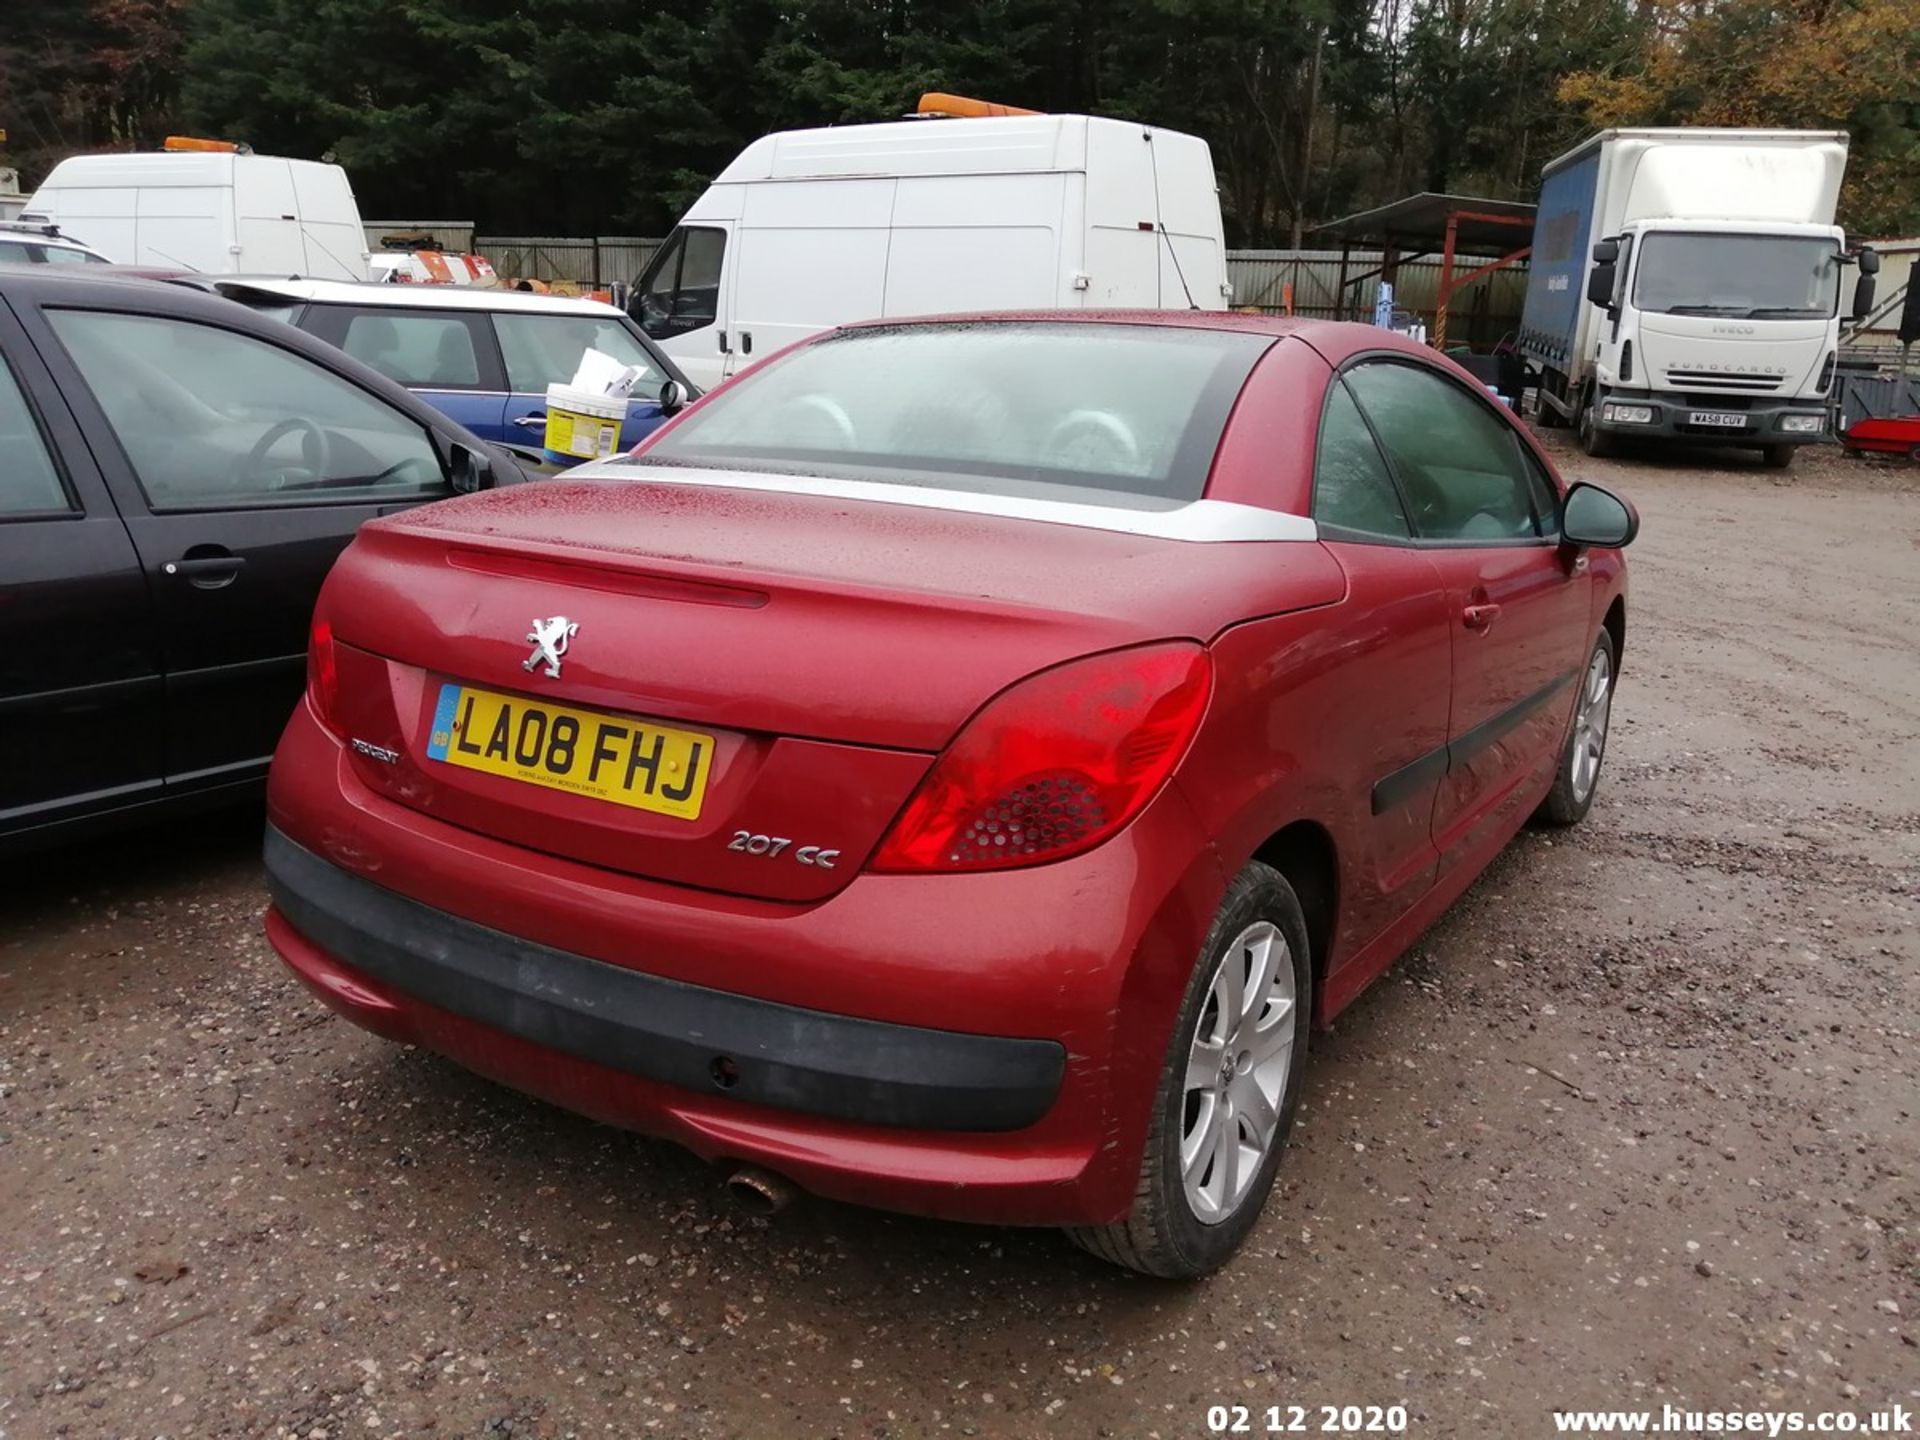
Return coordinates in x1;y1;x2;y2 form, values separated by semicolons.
265;312;1636;1277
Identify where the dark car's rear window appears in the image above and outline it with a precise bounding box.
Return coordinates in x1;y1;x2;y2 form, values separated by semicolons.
640;322;1271;507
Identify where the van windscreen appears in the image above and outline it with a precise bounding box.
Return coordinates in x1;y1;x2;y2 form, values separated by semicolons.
638;322;1270;507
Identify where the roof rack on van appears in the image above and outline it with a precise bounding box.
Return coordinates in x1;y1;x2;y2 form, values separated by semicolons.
0;219;64;238
913;93;1042;119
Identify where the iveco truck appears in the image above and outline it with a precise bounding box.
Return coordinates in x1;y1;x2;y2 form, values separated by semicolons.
1519;128;1878;467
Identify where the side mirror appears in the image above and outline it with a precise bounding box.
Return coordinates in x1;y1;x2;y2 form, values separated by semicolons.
1586;263;1617;309
1858;247;1881;276
449;441;494;494
1591;239;1620;265
1561;481;1638;549
658;379;686;416
1852;273;1877;322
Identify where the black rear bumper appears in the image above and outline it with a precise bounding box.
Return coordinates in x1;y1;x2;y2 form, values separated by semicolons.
264;826;1065;1132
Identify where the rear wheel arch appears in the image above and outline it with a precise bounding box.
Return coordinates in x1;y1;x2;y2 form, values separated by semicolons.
1602;595;1626;676
1251;820;1338;1021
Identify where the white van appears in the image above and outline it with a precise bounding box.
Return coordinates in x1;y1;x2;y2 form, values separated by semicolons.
23;148;370;280
630;110;1231;389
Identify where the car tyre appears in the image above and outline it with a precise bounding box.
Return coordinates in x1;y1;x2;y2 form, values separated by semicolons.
1761;444;1796;470
1067;861;1312;1279
1577;391;1617;458
1535;627;1618;827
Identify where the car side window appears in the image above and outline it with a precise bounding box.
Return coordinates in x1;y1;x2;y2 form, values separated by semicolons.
1312;380;1410;540
341;311;482;388
494;313;661;394
634;226;725;340
1345;361;1547;542
0;354;71;516
1516;441;1562;537
47;310;450;511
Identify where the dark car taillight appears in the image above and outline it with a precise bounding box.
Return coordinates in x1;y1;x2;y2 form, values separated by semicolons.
868;642;1212;873
307;617;342;738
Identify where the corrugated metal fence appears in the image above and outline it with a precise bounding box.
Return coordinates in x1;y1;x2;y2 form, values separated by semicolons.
366;225;1529;342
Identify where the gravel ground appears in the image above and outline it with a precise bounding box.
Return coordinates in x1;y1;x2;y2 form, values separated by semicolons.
3;437;1917;1440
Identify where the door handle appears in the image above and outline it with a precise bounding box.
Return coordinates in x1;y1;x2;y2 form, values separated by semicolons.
717;329;731;355
740;331;753;355
164;552;245;590
512;414;547;429
1462;602;1502;632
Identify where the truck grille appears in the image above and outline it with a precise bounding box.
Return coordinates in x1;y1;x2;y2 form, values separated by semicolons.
1665;370;1783;392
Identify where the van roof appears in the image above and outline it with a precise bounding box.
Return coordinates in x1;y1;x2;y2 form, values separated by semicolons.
203;276;627;317
34;152;347;187
715;113;1203;182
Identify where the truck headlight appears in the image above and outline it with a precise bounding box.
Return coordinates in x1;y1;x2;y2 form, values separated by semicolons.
1779;414;1823;434
1603;403;1655;425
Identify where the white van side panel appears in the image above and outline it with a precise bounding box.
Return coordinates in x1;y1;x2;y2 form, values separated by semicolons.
27;184;140;263
882;173;1067;317
729;179;894;369
1084;120;1162;306
1148;130;1229;309
24;151;366;278
235;158;307;274
288;161;371;279
135;184;233;272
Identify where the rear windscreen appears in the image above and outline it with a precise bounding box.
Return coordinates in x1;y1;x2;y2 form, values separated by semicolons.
640;322;1271;507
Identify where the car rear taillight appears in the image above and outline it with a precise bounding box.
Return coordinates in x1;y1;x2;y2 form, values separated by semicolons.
307;617;341;738
869;642;1212;873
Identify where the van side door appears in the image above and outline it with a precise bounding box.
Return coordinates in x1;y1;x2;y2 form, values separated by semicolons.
724;180;894;377
0;298;164;846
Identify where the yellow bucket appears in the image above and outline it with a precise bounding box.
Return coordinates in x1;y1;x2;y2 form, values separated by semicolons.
543;384;626;461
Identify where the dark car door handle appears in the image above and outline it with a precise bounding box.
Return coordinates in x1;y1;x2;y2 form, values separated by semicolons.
1462;602;1502;631
163;553;246;589
512;414;547;429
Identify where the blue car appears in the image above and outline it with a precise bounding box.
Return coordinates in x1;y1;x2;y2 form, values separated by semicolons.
201;279;696;465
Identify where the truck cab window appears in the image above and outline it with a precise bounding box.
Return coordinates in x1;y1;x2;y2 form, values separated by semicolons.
634;227;725;340
1633;233;1841;318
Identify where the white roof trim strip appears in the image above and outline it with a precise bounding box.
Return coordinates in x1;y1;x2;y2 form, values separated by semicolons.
571;463;1318;543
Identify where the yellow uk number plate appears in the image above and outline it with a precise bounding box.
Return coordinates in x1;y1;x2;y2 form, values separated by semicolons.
425;682;712;820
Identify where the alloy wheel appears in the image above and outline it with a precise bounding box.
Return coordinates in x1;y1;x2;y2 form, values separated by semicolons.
1569;645;1614;803
1180;921;1297;1225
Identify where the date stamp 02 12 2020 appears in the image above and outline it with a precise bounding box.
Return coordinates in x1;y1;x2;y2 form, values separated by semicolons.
1207;1404;1412;1435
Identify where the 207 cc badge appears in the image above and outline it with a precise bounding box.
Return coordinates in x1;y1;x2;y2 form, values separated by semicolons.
523;616;579;678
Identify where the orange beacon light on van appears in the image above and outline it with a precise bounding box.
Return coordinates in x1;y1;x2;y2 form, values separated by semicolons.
915;94;1042;119
163;136;251;154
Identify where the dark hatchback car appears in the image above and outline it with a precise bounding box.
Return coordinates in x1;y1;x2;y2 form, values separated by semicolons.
0;268;524;853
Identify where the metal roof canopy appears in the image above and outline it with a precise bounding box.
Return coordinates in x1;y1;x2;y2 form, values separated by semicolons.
1313;191;1537;349
1315;192;1537;251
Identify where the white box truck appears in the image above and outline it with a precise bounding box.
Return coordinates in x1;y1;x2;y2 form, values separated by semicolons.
22;143;371;280
629;103;1231;389
1519;128;1880;467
